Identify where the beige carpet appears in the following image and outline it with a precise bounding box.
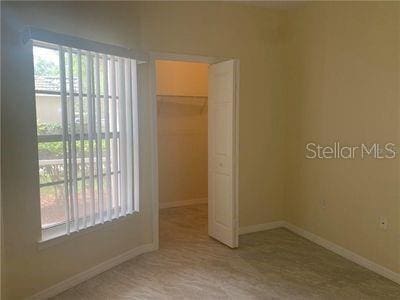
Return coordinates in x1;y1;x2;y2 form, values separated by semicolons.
53;204;400;299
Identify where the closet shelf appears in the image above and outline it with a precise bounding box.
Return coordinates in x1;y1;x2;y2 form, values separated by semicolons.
157;95;207;109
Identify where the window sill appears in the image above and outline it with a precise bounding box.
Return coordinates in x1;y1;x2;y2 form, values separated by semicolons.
38;211;139;250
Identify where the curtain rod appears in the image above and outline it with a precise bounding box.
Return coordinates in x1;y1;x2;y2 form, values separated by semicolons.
21;26;148;62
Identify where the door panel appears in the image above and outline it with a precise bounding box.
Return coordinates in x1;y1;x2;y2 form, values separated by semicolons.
214;105;229;155
208;60;238;248
214;172;231;226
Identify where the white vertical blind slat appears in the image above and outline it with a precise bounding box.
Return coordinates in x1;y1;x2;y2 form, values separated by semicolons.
86;52;96;226
68;48;79;231
66;53;74;233
125;59;133;214
95;53;104;223
110;57;119;219
131;60;139;212
77;50;87;229
59;46;71;234
103;54;112;221
118;58;127;217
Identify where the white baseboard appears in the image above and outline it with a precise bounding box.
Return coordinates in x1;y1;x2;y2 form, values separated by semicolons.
239;221;285;235
283;222;400;285
29;243;157;300
159;197;207;209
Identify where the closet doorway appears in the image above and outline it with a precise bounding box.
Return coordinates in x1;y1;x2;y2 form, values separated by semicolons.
150;53;239;249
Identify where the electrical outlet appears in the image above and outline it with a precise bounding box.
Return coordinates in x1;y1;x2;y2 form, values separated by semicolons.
320;199;327;208
379;217;388;230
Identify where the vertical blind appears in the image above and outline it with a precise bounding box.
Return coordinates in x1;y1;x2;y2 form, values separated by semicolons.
55;44;139;234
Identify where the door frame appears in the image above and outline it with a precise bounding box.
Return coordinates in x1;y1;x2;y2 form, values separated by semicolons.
148;52;240;249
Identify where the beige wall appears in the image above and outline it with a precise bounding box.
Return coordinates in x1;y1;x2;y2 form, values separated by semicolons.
1;2;287;298
284;3;400;274
156;60;208;97
157;95;208;207
157;61;208;207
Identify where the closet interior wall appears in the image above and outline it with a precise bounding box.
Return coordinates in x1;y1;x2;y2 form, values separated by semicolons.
156;61;209;209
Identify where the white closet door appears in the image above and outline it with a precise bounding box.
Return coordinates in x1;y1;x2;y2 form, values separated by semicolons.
208;59;238;248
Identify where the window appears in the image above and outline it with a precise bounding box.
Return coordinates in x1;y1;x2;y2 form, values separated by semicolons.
33;40;139;239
